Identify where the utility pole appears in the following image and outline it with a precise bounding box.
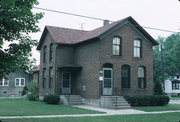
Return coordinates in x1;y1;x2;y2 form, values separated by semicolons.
160;41;165;90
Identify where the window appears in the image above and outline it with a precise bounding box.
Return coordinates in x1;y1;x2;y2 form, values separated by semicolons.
49;43;53;61
138;66;146;89
43;46;47;63
42;68;46;88
112;36;121;56
0;78;9;86
134;39;142;57
172;81;180;90
121;65;130;88
49;67;53;88
15;78;25;86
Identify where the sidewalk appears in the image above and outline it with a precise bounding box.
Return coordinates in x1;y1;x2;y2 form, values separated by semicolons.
169;100;180;104
1;105;180;119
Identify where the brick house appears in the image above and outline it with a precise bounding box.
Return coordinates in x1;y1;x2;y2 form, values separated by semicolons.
0;71;31;97
37;16;158;107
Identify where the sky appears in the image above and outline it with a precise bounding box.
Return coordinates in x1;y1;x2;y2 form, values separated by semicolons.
30;0;180;65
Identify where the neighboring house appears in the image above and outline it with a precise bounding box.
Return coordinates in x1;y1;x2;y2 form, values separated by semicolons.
165;73;180;96
37;16;158;107
0;71;31;97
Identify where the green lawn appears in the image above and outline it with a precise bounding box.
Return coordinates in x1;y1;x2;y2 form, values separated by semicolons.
0;98;103;116
133;104;180;112
1;112;180;122
171;96;180;100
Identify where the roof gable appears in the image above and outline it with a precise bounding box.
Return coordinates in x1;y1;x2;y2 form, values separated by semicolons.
37;16;158;50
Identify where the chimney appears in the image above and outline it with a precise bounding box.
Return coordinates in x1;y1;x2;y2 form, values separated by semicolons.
103;20;109;26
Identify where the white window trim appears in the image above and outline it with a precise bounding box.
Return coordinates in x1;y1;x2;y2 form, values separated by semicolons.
0;78;9;86
15;78;25;87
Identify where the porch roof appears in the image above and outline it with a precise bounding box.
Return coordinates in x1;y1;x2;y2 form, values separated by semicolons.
58;64;82;70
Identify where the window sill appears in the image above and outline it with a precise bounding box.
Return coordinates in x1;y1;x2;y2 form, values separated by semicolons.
132;57;143;60
111;55;122;58
138;88;147;90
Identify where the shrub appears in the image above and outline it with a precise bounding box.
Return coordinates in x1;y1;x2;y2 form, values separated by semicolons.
27;94;37;101
43;95;60;104
125;95;170;106
154;80;163;95
22;86;28;96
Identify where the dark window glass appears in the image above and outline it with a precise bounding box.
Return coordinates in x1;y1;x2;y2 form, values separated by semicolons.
138;66;146;89
63;72;70;88
49;67;53;88
49;44;53;61
121;65;130;88
43;46;47;63
42;68;46;88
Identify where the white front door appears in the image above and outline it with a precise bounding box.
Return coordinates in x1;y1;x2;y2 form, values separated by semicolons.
62;72;71;94
103;68;113;95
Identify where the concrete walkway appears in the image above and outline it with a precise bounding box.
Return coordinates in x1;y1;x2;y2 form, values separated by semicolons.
169;100;180;104
1;105;180;119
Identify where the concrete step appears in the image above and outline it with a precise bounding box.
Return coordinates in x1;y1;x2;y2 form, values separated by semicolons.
100;96;130;109
65;95;84;105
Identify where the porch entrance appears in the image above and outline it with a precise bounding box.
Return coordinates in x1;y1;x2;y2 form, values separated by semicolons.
103;68;113;95
62;72;71;94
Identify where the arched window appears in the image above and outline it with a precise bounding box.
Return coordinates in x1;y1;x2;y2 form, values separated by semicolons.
134;39;142;57
49;43;53;61
138;66;146;88
43;46;47;63
112;36;121;56
121;65;130;88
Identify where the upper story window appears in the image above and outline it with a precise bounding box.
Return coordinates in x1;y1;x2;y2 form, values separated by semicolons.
121;65;130;88
0;78;9;86
112;36;121;56
134;39;142;57
49;43;53;61
138;66;146;89
15;78;25;87
43;46;47;63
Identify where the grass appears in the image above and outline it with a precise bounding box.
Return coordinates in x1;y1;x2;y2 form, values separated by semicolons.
133;104;180;112
171;96;180;100
1;112;180;122
0;98;103;116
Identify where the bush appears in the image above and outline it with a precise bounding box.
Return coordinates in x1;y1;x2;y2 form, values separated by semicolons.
125;95;170;106
27;94;37;101
43;95;60;104
22;86;28;96
154;80;163;95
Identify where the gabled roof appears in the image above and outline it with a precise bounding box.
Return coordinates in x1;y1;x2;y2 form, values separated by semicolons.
37;16;158;50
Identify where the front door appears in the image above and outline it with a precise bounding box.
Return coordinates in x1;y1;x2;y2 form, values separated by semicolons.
103;68;113;95
62;72;71;94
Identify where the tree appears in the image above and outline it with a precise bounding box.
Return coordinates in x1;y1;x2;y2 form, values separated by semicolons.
154;80;163;95
153;33;180;83
0;0;43;78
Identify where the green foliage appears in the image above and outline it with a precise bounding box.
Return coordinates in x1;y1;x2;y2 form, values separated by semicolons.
153;33;180;82
27;94;37;101
22;86;28;96
0;0;43;78
43;95;60;104
154;80;163;95
27;81;38;95
125;95;169;106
